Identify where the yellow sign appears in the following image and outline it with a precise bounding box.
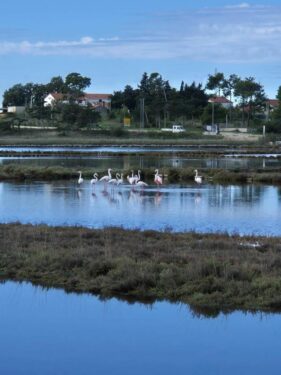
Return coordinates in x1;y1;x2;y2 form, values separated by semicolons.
123;117;131;126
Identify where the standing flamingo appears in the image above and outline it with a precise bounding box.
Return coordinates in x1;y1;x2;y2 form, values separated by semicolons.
117;173;124;186
90;173;99;187
108;173;120;185
154;169;163;187
99;169;112;184
194;169;202;184
136;180;148;188
134;170;141;184
77;171;83;185
127;171;136;185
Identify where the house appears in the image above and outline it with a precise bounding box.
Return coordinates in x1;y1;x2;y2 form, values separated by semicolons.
7;106;25;114
208;96;233;109
265;99;279;112
265;99;280;120
44;92;111;110
44;93;69;107
79;94;111;110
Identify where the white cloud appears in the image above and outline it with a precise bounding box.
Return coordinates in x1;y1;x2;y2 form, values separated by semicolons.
225;2;250;9
1;5;281;63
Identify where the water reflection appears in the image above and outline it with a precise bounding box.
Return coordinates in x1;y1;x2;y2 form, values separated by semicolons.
1;281;281;375
0;145;253;153
1;155;281;170
0;181;280;235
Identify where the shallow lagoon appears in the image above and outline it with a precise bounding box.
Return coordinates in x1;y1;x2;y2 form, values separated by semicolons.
0;282;280;375
0;181;280;235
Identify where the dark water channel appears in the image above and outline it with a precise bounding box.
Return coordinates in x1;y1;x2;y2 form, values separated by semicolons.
0;282;280;375
0;181;281;235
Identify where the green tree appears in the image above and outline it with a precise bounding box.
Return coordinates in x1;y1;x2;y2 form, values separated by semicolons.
138;72;170;127
267;88;281;133
276;86;281;102
201;103;227;125
222;74;239;101
234;77;266;127
3;84;30;107
111;85;139;111
177;82;208;120
47;76;66;93
58;103;100;130
64;73;91;100
206;72;226;96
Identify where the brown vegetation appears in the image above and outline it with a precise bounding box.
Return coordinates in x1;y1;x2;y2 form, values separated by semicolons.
1;164;281;186
1;223;281;316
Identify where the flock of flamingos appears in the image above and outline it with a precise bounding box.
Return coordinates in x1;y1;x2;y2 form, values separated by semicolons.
77;169;203;188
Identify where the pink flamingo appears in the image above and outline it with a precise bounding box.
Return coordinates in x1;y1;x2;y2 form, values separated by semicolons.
99;169;112;186
154;169;163;188
117;173;124;186
108;173;120;185
90;173;99;187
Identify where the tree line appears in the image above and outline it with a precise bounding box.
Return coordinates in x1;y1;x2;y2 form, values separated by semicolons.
2;71;281;132
2;73;100;130
112;72;276;129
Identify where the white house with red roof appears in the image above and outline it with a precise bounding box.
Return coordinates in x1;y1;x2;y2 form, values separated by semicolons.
44;93;111;110
265;99;280;119
44;93;68;107
265;99;279;110
208;96;233;109
79;94;111;109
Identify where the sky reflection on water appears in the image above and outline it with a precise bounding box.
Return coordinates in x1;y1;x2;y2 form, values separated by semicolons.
0;181;280;235
0;282;280;375
1;155;281;170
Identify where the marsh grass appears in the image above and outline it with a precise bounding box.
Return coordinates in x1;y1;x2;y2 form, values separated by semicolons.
1;164;281;186
1;223;281;315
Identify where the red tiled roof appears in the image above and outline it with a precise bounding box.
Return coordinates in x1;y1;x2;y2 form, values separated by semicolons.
50;93;65;100
49;93;111;101
208;96;232;104
84;93;111;100
266;99;279;107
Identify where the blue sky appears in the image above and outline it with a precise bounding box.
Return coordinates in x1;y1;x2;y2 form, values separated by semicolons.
1;0;281;102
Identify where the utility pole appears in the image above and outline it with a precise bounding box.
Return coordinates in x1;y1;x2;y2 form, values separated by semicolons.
30;95;34;109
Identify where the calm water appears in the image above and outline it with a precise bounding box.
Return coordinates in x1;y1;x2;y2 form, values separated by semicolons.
0;181;281;235
0;145;250;153
0;282;280;375
1;155;281;170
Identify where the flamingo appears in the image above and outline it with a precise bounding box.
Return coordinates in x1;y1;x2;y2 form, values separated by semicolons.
90;173;99;186
136;180;148;188
77;171;83;185
194;169;202;184
154;169;163;187
134;170;141;184
127;171;136;185
135;171;148;188
108;173;120;185
99;169;112;184
117;173;124;186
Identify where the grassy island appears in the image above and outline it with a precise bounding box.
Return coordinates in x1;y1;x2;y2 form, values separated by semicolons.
1;223;281;316
1;164;281;186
